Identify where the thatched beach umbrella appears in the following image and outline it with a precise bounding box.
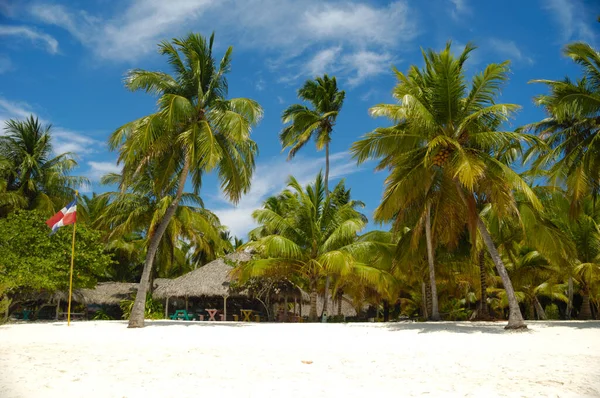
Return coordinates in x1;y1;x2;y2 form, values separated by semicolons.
153;251;253;318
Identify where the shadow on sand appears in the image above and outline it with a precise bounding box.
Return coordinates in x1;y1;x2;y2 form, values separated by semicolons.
380;320;600;334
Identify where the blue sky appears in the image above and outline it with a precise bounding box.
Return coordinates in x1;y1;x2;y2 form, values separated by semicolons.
0;0;598;238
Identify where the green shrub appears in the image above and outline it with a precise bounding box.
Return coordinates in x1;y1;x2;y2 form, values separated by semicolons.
92;308;113;320
120;293;163;320
545;304;560;320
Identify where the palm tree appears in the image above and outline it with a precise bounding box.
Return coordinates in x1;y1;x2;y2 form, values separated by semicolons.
280;75;345;194
0;116;85;215
235;173;395;321
526;42;600;214
352;42;540;329
281;75;346;317
109;33;262;328
543;192;600;319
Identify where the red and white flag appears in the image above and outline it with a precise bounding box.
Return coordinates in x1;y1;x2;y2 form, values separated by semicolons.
46;199;77;234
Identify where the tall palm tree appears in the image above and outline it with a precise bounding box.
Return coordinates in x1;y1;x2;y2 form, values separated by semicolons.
280;75;345;194
109;33;262;328
0;116;85;215
526;42;600;214
235;173;395;321
281;75;345;316
352;42;540;329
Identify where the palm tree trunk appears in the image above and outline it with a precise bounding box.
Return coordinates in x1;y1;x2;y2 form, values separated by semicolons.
566;276;574;320
128;157;190;328
425;202;440;321
477;218;526;329
453;180;525;329
322;141;331;319
579;289;592;320
309;288;318;322
478;250;490;319
421;282;429;319
383;300;390;322
324;141;330;195
533;296;546;320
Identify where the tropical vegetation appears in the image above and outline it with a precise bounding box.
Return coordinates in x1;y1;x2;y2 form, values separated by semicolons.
2;30;600;327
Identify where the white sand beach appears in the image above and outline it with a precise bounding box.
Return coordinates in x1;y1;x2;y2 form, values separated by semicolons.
1;321;599;398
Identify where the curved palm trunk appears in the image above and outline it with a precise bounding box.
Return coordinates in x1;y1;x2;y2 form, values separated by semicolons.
533;296;546;320
322;141;331;319
128;157;190;328
454;180;526;329
477;218;526;329
425;202;440;321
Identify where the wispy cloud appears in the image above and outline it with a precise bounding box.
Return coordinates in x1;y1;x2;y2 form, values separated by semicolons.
86;161;121;181
0;96;102;157
212;151;362;238
26;0;418;86
544;0;597;43
488;38;534;66
53;129;102;156
0;25;58;54
449;0;470;20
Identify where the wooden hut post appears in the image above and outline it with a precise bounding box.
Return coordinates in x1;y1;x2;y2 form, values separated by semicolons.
185;296;188;312
55;298;60;320
223;295;228;321
165;297;169;319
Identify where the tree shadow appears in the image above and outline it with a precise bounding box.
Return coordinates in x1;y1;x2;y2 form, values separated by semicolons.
144;320;252;328
381;320;600;334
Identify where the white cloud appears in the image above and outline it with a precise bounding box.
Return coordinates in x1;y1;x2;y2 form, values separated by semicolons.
304;46;342;77
0;25;58;54
212;151;361;238
488;39;534;66
0;96;102;157
87;161;121;181
449;0;470;17
53;129;102;156
26;0;418;86
343;51;395;87
544;0;597;43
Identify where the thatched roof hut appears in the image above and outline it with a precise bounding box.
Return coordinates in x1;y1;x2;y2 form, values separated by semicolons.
153;251;253;299
53;278;171;306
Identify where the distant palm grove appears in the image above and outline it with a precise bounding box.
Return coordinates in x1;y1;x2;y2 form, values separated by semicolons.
1;30;600;329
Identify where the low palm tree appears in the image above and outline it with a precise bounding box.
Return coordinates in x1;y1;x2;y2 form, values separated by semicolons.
0;116;85;215
352;42;540;328
109;33;262;328
235;173;394;321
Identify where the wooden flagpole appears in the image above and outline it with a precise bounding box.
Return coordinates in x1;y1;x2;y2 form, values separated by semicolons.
67;192;78;326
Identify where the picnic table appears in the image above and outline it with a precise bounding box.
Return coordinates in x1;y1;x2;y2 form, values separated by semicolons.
169;309;195;320
205;309;224;321
241;309;254;322
12;310;32;320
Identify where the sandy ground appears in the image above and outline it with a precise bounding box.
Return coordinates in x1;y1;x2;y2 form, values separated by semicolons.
1;321;599;398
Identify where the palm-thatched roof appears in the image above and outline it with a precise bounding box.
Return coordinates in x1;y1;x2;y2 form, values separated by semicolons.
153;251;253;299
53;278;171;305
316;295;359;317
